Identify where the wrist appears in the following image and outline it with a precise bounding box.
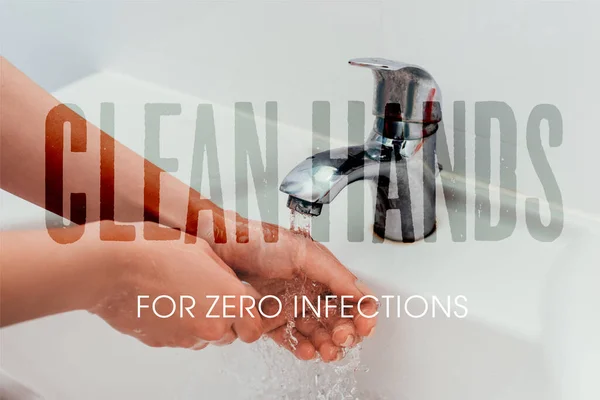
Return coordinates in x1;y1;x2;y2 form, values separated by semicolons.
71;224;128;311
0;225;129;326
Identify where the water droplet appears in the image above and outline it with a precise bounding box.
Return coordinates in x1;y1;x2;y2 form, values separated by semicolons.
209;218;379;399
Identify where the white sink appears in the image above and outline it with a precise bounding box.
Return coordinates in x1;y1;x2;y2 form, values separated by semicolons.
1;72;599;400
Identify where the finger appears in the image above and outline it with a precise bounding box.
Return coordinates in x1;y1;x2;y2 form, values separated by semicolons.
261;308;288;334
189;337;209;351
197;243;264;343
267;326;316;361
211;327;237;346
289;233;364;300
262;310;289;333
324;316;357;348
232;287;264;343
201;240;266;341
311;293;357;348
137;338;162;348
240;281;263;301
353;299;378;338
295;316;341;363
259;294;299;334
205;214;364;300
314;298;357;348
197;237;239;278
191;342;209;351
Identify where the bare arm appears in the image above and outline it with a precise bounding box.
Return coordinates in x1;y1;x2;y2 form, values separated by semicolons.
0;56;217;233
0;222;263;348
0;226;115;326
0;56;366;295
0;56;376;359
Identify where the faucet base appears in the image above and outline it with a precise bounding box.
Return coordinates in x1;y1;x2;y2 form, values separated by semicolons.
373;221;436;243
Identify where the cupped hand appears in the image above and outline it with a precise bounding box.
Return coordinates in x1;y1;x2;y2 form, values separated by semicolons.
90;222;263;350
197;211;378;362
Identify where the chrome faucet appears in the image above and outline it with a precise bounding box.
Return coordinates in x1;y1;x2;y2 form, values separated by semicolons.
280;58;442;242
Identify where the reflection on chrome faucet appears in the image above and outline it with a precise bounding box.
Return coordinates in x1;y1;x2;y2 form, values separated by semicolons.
280;58;442;242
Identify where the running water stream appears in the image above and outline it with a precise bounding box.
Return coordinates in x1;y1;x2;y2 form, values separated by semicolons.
289;209;313;236
284;210;313;350
215;210;382;399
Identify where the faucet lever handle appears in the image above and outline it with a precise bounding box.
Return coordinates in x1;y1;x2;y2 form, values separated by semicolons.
348;57;442;124
348;58;412;71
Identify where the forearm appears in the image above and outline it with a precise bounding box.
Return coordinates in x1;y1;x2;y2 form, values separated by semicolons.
0;56;222;233
0;227;117;326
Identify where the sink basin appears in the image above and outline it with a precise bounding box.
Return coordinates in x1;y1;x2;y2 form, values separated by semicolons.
1;72;598;400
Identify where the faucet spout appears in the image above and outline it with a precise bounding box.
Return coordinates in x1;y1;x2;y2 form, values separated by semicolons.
285;196;323;216
280;134;437;242
279;145;379;209
280;58;441;242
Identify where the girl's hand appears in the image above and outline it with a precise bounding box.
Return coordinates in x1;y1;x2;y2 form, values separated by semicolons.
197;211;378;361
90;222;263;350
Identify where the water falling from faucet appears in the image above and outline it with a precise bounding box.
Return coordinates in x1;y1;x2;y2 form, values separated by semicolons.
283;209;313;350
209;210;382;399
279;209;381;399
289;209;312;237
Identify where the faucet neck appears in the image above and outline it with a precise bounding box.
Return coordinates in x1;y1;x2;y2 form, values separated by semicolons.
372;116;439;141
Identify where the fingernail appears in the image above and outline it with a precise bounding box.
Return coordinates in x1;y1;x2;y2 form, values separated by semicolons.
341;335;354;348
367;327;376;338
336;349;344;362
355;281;380;310
191;339;208;350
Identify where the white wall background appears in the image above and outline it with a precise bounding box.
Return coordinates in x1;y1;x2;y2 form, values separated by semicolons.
1;2;599;399
1;0;599;216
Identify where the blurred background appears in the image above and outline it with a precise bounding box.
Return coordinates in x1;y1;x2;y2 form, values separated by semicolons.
1;0;599;215
1;1;599;399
